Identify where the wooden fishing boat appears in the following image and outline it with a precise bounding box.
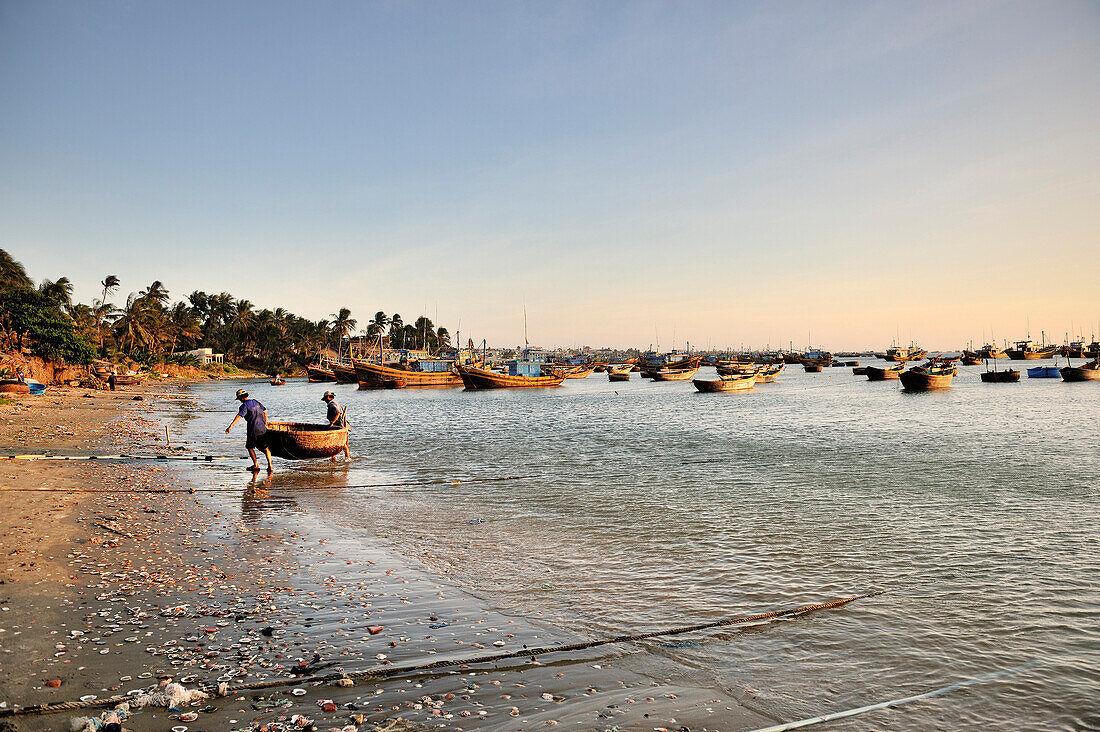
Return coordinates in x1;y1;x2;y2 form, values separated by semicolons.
330;363;359;384
354;359;462;389
693;373;757;392
852;366;868;375
640;355;701;378
980;368;1020;383
651;364;701;381
456;364;565;389
269;377;286;386
883;345;927;362
0;380;30;394
264;421;349;460
803;363;823;372
865;364;904;380
306;364;336;382
899;364;955;390
961;350;983;366
755;364;784;383
977;344;1009;360
112;374;143;386
716;363;759;377
607;363;633;381
1060;360;1100;382
561;364;595;379
1006;339;1058;360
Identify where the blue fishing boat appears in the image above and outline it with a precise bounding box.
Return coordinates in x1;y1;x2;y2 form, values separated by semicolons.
26;379;47;394
1026;366;1061;378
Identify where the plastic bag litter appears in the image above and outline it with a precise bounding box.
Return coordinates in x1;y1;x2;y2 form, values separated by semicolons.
127;682;208;710
70;709;128;732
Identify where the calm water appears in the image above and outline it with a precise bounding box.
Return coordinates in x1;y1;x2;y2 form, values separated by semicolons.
176;360;1100;730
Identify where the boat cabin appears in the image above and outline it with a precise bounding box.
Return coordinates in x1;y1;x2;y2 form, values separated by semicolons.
410;359;454;373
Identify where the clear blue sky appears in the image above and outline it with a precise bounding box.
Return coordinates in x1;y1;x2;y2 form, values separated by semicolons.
2;1;1098;349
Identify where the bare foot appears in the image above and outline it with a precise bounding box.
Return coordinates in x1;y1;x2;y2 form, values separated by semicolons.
248;465;261;472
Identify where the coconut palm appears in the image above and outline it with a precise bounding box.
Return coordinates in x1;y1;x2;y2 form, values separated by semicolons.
0;249;33;290
39;277;74;312
331;307;357;356
114;294;153;353
96;275;120;352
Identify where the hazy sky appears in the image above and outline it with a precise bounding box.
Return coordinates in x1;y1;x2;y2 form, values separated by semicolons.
2;1;1098;350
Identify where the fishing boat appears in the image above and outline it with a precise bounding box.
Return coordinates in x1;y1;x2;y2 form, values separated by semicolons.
1061;341;1087;358
560;364;595;379
1006;339;1058;360
803;362;824;372
269;377;286;386
0;379;30;394
865;364;904;381
112;374;143;386
354;359;462;389
716;363;760;377
306;364;336;382
693;372;757;392
640;353;699;378
852;366;868;376
980;367;1020;383
1026;365;1061;378
961;350;983;366
755;364;784;383
883;345;928;362
24;379;47;394
651;361;702;381
456;350;566;389
607;363;633;382
1060;358;1100;382
977;343;1009;360
264;421;349;460
900;362;955;390
330;362;359;384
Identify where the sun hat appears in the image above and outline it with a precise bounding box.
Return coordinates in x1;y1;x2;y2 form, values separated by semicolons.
321;391;335;401
236;389;248;400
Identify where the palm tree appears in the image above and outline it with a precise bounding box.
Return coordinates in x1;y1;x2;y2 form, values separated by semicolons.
96;275;120;353
0;249;33;290
114;294;152;353
331;307;357;356
39;277;74;312
167;302;202;354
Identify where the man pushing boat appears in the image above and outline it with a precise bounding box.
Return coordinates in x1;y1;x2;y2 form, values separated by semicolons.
226;388;274;473
321;390;351;461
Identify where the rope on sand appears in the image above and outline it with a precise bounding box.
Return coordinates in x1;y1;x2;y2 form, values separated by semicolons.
744;660;1041;731
0;592;878;718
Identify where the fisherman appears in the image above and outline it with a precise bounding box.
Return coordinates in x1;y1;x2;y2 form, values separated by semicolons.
226;388;274;473
107;370;116;391
321;390;351;461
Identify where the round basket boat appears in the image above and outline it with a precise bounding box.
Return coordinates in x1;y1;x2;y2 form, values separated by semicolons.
264;422;349;460
0;380;30;394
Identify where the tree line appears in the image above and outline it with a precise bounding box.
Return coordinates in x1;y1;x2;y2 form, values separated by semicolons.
0;248;451;374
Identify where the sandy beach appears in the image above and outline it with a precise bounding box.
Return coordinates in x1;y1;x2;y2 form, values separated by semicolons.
0;384;773;731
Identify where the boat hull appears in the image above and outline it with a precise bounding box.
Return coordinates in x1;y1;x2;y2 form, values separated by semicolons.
1026;366;1061;378
900;370;954;390
331;363;359;384
608;372;630;382
693;375;757;392
264;422;349;460
456;365;565;389
1060;365;1100;382
1007;348;1058;360
980;370;1020;383
306;366;336;382
354;361;462;388
651;367;701;381
865;366;903;380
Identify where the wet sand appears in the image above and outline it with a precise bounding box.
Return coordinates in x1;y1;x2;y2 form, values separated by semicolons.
0;385;773;731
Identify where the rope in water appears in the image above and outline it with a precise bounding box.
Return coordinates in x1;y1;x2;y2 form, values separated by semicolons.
0;592;879;718
0;475;537;493
745;659;1041;732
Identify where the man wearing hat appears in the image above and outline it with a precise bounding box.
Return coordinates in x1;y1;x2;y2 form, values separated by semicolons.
226;388;274;472
321;391;351;461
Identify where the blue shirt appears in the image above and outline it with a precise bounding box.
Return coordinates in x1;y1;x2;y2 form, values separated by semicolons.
327;400;345;427
237;399;267;436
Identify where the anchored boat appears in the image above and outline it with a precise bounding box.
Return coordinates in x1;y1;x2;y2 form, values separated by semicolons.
330;362;359;384
693;372;757;392
354;359;462;389
456;350;565;389
1006;339;1058;360
900;361;956;390
306;364;336;383
1060;358;1100;382
865;364;904;380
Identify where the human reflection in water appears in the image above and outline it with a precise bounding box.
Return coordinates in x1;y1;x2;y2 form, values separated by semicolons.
240;460;351;524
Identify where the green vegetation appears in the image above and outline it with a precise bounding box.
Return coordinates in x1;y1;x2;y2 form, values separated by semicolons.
0;248;452;374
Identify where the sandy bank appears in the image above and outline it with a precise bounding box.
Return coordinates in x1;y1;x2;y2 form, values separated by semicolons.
0;385;774;731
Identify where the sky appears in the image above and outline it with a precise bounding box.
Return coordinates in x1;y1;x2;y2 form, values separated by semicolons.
1;0;1098;351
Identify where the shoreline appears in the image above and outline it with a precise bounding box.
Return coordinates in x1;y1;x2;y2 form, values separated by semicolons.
0;383;774;731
